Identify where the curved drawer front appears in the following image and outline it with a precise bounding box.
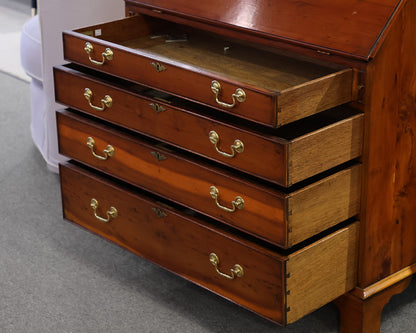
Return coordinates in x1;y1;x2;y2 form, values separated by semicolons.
54;66;363;187
57;110;361;248
60;162;359;325
63;15;353;128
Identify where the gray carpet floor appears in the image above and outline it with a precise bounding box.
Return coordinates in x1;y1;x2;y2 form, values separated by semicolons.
0;58;415;333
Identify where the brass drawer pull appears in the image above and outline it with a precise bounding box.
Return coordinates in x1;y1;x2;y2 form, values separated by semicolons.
90;198;118;223
209;186;245;213
209;253;244;280
210;80;246;108
151;62;167;72
84;42;113;66
209;131;244;158
86;137;114;161
84;88;112;111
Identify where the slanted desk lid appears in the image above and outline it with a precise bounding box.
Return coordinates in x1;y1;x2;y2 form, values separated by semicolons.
126;0;403;61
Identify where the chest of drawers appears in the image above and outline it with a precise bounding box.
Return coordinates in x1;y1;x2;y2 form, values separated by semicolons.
54;0;416;331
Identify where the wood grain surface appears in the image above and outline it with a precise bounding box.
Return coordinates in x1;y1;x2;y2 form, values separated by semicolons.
56;110;360;248
59;163;286;323
59;163;359;325
287;114;363;185
359;0;416;287
286;222;359;324
124;0;400;60
63;15;354;127
54;66;362;186
287;165;361;246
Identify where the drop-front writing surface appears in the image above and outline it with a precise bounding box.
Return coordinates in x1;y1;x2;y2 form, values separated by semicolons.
125;0;401;59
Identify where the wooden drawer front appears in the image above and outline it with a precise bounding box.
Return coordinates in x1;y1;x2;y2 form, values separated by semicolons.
54;66;363;186
57;110;361;247
60;163;359;325
63;15;353;128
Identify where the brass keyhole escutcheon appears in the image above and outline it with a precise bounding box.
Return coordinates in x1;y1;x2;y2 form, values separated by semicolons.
151;62;167;72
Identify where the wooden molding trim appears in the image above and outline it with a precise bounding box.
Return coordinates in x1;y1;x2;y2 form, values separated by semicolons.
352;264;416;299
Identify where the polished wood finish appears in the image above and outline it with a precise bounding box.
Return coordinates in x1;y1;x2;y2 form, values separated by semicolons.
54;0;416;330
359;0;416;287
54;65;363;186
63;15;354;127
352;264;416;299
59;163;286;323
335;277;412;333
60;162;359;325
57;110;361;248
125;0;400;60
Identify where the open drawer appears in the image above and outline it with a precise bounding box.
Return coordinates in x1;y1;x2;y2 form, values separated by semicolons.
60;162;359;325
63;15;354;128
54;65;363;186
57;109;361;248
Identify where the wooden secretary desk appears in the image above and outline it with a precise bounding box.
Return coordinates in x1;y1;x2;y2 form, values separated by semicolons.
53;0;416;331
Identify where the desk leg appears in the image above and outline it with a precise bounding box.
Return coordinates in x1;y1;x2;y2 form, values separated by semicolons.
335;277;411;333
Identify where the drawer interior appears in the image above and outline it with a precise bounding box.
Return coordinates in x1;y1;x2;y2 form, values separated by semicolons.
75;15;348;93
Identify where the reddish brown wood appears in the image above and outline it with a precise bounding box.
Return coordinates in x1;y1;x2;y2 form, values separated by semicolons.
56;109;288;246
125;0;400;60
335;277;412;333
56;110;361;248
63;19;278;127
59;163;286;323
63;15;354;128
359;0;416;287
54;65;362;186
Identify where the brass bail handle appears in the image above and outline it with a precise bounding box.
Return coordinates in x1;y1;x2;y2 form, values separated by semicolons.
90;198;118;223
210;80;246;108
86;137;114;161
209;131;244;158
209;253;244;280
84;42;113;66
84;88;112;112
209;186;245;213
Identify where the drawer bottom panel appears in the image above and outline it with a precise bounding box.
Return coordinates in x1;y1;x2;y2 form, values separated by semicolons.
59;163;358;325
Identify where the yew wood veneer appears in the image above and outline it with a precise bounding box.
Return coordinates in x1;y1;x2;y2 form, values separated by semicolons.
54;0;416;332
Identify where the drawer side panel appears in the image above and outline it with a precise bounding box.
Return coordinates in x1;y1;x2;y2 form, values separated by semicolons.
287;164;362;246
288;114;364;185
285;222;359;324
